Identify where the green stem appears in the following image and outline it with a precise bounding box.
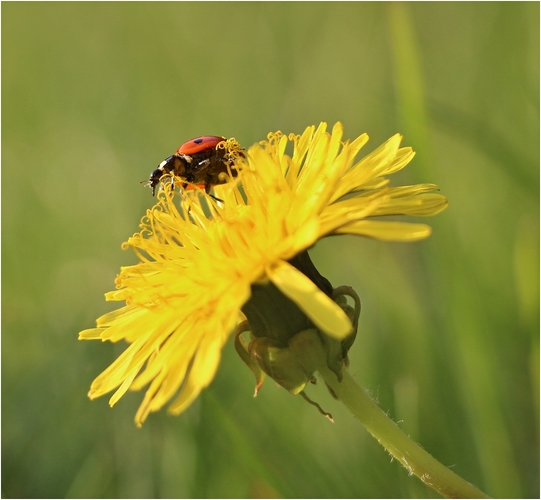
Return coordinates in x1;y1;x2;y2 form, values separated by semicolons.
319;366;490;499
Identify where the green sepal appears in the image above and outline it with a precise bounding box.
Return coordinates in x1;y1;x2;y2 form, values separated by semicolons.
236;251;362;418
248;332;319;395
234;321;266;396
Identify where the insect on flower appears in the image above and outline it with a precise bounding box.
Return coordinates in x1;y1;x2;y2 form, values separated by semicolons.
147;135;244;196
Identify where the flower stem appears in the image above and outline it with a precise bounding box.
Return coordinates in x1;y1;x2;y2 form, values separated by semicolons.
319;366;490;499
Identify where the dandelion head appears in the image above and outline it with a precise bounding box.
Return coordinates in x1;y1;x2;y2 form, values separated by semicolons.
80;123;447;426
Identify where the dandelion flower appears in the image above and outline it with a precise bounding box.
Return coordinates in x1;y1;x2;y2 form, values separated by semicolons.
79;122;447;427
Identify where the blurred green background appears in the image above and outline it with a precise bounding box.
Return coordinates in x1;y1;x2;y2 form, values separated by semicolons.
2;2;539;498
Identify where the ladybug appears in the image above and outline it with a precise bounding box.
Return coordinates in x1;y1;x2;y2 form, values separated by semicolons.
148;136;243;196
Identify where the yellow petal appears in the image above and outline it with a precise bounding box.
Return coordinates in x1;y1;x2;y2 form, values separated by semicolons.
371;193;449;217
268;260;352;339
78;328;107;340
331;134;403;201
165;332;224;416
334;220;433;241
381;147;416;175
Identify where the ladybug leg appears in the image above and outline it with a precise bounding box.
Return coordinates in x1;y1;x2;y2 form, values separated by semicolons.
180;172;197;192
208;192;224;203
205;178;224;203
195;159;210;171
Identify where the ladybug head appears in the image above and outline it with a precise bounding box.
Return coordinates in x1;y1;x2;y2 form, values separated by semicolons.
148;156;176;196
149;168;163;196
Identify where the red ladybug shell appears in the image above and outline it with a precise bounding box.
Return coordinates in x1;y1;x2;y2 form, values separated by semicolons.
176;136;226;156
